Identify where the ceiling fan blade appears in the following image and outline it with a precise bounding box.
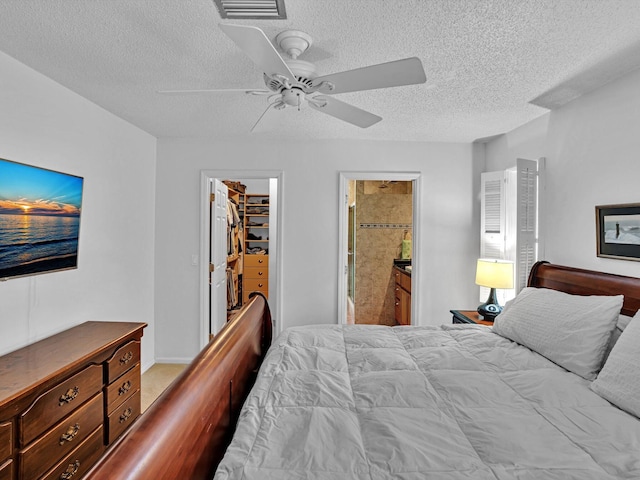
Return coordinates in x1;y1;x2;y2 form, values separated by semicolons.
158;89;270;95
311;57;426;95
308;96;381;128
220;24;296;84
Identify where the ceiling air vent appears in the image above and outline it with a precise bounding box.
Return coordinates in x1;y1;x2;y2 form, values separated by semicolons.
213;0;287;20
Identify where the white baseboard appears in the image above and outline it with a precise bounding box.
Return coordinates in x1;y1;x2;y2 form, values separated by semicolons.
141;359;155;374
153;356;194;365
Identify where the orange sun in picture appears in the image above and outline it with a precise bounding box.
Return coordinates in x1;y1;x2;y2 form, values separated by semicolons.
20;205;31;213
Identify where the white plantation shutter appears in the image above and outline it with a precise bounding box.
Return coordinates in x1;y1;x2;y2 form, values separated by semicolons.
480;171;507;303
516;158;538;291
480;171;506;259
479;158;541;303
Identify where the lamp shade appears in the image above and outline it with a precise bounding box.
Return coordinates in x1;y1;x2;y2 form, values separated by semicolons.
475;259;514;289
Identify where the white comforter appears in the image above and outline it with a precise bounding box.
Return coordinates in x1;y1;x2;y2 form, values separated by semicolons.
214;324;640;479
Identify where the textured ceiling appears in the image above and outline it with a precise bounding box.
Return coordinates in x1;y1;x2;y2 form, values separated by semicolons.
0;0;639;143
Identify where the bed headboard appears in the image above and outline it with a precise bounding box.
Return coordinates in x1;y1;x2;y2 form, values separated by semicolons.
528;261;640;317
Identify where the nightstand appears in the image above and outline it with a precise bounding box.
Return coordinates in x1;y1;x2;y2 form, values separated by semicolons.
450;309;494;326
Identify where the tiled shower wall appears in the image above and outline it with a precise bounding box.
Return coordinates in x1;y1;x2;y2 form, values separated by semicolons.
355;181;412;325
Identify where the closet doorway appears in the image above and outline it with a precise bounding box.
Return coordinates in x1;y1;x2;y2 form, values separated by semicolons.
338;172;421;326
199;170;282;349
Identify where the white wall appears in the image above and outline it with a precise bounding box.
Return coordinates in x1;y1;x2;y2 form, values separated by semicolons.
485;68;640;278
155;138;480;361
0;51;157;370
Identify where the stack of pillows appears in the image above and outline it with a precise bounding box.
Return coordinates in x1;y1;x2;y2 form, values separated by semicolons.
493;287;640;418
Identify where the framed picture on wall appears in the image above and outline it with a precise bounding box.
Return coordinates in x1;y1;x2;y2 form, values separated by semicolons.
0;157;84;280
596;203;640;261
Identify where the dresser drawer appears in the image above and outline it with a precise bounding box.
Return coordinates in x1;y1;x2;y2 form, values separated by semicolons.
244;266;268;279
19;393;103;480
106;340;140;384
0;459;12;480
243;278;268;293
0;421;11;462
40;425;104;480
19;364;103;446
105;364;140;415
244;254;268;267
243;280;269;304
106;390;140;444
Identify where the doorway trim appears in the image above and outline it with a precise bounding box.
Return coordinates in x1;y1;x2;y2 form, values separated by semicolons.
338;171;422;325
199;169;284;349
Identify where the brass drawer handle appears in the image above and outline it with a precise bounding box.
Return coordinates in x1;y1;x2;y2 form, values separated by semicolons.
119;380;132;396
60;460;80;479
258;271;263;276
59;423;80;445
59;387;79;406
119;351;133;365
119;407;133;423
258;283;264;288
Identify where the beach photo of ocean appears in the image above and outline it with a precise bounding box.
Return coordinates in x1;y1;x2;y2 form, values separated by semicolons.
604;214;640;245
0;158;83;279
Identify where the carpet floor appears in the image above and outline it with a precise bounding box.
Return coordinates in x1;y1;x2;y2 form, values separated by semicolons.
141;363;188;412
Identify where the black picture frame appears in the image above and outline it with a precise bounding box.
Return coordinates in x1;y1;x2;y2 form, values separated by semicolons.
596;203;640;261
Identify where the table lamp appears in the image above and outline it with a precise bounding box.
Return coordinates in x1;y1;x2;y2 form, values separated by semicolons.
475;258;514;320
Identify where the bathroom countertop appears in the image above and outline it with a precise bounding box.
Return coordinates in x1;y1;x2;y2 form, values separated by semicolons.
393;264;411;275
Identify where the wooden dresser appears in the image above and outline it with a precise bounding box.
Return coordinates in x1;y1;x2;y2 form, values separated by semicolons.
243;193;269;305
0;321;146;480
243;254;268;304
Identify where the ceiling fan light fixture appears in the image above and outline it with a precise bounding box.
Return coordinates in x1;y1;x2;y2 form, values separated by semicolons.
281;87;305;107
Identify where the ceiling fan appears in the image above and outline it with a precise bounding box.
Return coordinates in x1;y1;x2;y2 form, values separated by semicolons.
160;24;427;131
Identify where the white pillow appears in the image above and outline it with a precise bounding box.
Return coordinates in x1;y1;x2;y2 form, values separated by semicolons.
591;310;640;418
493;287;623;380
604;314;634;361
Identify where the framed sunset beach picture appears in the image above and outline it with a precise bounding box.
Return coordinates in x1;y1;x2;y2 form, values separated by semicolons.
0;157;84;280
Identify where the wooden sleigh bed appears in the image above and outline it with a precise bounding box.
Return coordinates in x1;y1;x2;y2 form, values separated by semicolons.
85;263;640;479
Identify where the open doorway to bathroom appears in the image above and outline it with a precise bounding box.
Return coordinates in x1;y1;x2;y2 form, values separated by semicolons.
339;172;420;326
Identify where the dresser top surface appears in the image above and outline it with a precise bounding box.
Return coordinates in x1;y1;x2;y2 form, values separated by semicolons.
0;321;146;407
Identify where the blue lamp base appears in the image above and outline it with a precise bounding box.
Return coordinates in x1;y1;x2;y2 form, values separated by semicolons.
477;287;502;320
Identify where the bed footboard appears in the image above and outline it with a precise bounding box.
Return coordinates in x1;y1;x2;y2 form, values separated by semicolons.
84;293;272;480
